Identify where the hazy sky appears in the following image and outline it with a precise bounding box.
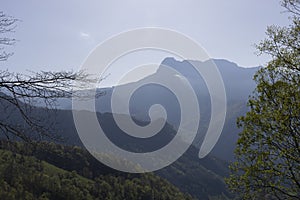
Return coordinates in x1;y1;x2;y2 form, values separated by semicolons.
1;0;291;75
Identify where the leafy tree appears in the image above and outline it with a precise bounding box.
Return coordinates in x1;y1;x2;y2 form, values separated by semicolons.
226;0;300;199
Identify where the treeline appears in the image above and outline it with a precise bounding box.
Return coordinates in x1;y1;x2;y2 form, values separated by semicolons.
0;141;193;200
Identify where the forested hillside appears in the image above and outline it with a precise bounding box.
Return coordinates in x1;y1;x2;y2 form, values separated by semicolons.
0;141;194;200
0;141;232;199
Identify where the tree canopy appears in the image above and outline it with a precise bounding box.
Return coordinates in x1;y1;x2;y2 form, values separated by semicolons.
226;0;300;199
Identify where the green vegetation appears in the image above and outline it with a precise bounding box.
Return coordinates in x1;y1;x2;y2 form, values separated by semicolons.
157;147;232;199
0;141;193;200
0;140;232;199
226;0;300;199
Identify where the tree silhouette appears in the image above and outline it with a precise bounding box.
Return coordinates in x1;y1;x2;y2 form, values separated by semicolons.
0;12;94;142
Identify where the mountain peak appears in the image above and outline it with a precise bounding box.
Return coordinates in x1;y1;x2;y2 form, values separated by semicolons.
162;57;259;70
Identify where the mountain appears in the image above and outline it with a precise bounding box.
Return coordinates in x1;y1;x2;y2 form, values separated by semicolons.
49;109;233;199
58;58;258;161
0;58;259;199
0;99;232;199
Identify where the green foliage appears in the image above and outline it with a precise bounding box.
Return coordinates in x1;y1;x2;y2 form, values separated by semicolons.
226;0;300;199
0;140;231;200
0;143;193;200
157;147;232;199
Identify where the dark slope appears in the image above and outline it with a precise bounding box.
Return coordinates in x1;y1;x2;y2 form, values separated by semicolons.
0;141;193;200
0;102;232;199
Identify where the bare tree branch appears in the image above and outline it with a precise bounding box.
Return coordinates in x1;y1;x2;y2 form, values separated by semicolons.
0;11;100;142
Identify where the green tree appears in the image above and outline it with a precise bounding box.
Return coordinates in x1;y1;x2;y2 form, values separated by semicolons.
226;0;300;199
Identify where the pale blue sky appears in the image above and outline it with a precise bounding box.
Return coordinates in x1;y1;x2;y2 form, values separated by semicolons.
1;0;291;75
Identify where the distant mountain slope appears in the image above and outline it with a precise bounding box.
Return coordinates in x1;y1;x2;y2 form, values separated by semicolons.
64;58;258;160
0;57;258;199
48;110;233;199
0;95;233;199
